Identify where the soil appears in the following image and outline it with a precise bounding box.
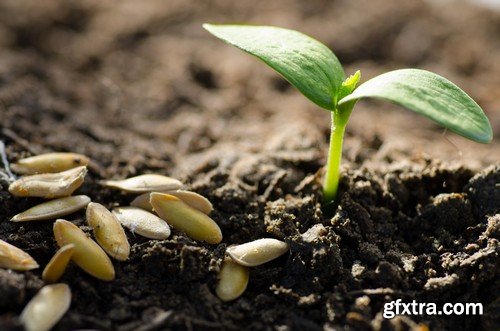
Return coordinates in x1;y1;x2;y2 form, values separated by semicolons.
0;0;499;330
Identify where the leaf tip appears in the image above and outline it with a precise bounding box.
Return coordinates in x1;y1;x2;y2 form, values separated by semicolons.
204;23;224;36
475;122;493;144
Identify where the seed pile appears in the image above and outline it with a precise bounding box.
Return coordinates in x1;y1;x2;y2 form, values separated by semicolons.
2;151;291;328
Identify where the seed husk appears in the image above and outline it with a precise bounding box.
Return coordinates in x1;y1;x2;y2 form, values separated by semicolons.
8;166;87;198
53;219;115;281
100;174;182;193
150;193;222;244
11;195;91;222
20;283;71;331
215;258;249;302
12;152;90;175
42;244;75;283
226;238;289;267
131;190;213;214
86;202;130;261
0;239;39;271
112;207;171;240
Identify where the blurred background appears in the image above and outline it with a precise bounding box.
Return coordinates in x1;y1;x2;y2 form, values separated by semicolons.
0;0;498;179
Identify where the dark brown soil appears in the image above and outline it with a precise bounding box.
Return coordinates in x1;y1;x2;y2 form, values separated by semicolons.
0;0;499;330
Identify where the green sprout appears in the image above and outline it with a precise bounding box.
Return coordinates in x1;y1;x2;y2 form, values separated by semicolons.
203;24;493;204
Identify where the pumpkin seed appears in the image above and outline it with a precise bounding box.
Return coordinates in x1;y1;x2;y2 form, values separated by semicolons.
86;202;130;261
112;207;170;240
100;174;182;193
215;258;249;301
53;219;115;281
0;239;39;271
12;152;90;175
42;244;75;283
8;166;87;198
131;190;213;214
20;283;71;331
11;195;91;222
226;238;289;267
150;193;222;244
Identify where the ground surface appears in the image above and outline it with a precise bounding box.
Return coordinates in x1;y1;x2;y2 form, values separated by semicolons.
0;0;499;330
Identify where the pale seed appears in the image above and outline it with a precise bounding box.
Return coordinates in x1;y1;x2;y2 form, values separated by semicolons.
100;174;182;193
20;283;71;331
86;202;130;261
53;219;115;281
131;190;213;214
129;193;154;212
215;258;249;302
42;244;75;283
0;239;39;271
170;190;213;214
8;166;87;198
150;193;222;244
112;207;170;240
226;238;289;267
11;195;91;222
12;152;90;175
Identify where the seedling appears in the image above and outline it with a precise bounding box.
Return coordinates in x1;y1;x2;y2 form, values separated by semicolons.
203;24;493;204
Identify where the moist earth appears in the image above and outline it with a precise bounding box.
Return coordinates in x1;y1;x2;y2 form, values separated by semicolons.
0;0;499;330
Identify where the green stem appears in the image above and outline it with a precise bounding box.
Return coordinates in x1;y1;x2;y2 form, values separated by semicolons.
323;109;350;204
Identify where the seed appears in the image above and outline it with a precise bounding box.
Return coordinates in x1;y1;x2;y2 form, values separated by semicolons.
226;238;289;267
131;190;213;215
11;195;91;222
0;239;39;271
53;219;115;281
8;166;87;198
215;258;249;302
170;190;213;214
150;193;222;244
112;207;170;240
42;244;75;283
20;283;71;331
129;193;154;212
11;152;90;175
86;202;130;261
100;174;182;193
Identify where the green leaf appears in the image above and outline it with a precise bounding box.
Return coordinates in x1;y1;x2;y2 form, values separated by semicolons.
338;70;361;101
338;69;493;143
203;24;345;110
